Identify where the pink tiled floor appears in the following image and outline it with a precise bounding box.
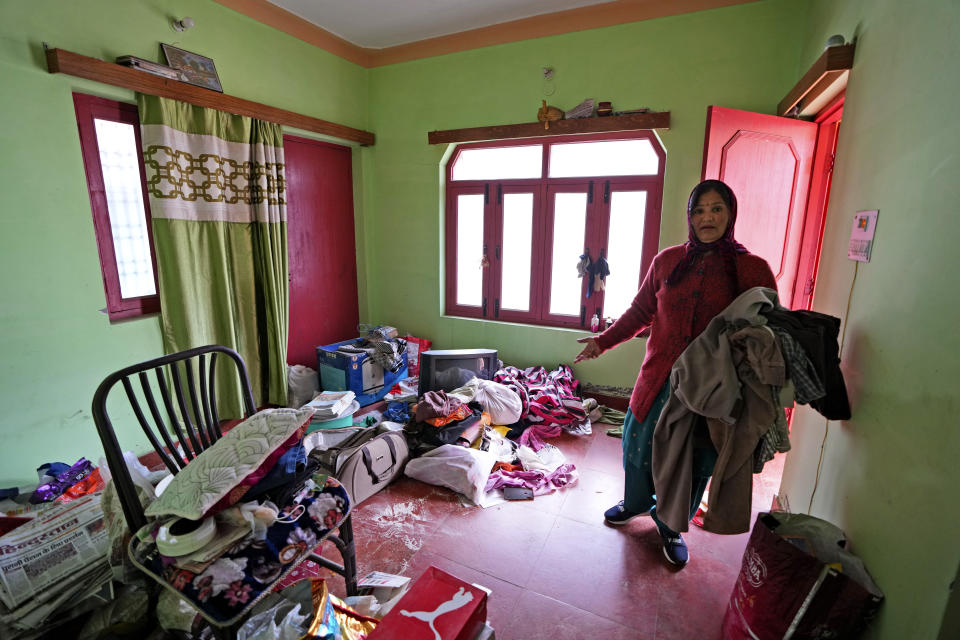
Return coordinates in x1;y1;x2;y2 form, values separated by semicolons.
323;426;785;640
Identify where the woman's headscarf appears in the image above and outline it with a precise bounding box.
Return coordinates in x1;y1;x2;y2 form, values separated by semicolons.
666;179;749;287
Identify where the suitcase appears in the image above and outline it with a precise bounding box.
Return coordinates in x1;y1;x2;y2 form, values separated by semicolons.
309;429;409;505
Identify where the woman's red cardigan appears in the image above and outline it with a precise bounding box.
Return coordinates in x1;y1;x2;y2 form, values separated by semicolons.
595;245;777;421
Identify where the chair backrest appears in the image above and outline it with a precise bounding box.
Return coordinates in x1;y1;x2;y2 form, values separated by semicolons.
92;345;256;533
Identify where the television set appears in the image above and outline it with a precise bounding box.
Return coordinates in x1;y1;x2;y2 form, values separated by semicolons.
417;349;499;396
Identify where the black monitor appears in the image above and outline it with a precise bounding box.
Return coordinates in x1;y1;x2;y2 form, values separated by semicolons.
417;349;499;396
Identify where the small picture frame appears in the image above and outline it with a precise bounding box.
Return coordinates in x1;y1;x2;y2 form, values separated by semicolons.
161;43;222;92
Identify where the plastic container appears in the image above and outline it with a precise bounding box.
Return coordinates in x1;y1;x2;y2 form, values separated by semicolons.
306;401;360;434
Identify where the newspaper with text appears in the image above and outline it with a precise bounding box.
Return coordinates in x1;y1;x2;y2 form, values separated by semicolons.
0;494;107;610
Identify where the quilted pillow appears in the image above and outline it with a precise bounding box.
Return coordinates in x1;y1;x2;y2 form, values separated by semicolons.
145;407;314;520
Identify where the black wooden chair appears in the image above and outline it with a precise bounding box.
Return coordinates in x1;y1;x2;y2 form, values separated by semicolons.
91;345;358;630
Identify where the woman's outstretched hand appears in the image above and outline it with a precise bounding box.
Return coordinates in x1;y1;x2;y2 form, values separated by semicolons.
574;336;601;363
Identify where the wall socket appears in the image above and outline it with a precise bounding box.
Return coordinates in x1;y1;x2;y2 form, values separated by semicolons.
848;209;879;262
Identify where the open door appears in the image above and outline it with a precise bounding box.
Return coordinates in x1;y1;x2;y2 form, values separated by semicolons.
702;106;817;309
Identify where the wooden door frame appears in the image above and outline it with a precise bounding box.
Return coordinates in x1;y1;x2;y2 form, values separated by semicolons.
792;94;845;310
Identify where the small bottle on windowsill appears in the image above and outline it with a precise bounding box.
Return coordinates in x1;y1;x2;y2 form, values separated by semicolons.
590;312;600;332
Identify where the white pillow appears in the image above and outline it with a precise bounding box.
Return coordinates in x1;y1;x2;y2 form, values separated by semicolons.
404;445;495;506
144;407;314;520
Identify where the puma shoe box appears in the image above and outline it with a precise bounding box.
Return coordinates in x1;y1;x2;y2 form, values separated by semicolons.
367;566;489;640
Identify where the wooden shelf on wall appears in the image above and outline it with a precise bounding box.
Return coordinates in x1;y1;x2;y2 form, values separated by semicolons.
778;43;855;118
46;48;375;146
428;111;670;144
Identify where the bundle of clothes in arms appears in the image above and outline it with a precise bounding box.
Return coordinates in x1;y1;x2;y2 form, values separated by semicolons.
651;286;851;535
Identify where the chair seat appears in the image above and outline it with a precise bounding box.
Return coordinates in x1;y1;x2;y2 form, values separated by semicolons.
129;477;351;627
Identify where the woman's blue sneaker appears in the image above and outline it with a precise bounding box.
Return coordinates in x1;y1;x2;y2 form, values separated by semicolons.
603;500;647;525
651;509;689;567
659;532;689;566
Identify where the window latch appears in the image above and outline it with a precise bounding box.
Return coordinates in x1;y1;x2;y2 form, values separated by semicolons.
580;305;586;327
494;298;500;318
484;183;489;204
604;180;610;203
482;297;488;316
497;184;502;204
588;180;594;204
495;244;500;260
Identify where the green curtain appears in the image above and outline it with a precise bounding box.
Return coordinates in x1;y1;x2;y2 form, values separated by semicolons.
137;95;288;415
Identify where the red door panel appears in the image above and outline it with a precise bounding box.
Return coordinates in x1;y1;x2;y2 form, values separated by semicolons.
284;135;359;367
702;106;817;309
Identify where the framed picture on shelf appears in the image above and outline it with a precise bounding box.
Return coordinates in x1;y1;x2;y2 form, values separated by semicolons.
161;44;222;92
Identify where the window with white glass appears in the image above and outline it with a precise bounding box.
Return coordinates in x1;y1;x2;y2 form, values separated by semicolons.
445;132;665;329
74;93;159;321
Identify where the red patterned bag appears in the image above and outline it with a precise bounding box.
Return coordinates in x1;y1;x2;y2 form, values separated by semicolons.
403;336;432;377
723;512;883;640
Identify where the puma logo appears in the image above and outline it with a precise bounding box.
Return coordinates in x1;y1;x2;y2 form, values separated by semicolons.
399;586;475;640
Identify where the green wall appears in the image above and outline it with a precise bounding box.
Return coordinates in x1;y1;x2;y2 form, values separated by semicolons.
364;0;805;385
4;0;958;636
0;0;369;485
777;1;960;639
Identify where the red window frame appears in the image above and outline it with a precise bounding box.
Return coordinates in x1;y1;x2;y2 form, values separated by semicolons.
73;93;160;321
444;132;665;329
488;182;543;324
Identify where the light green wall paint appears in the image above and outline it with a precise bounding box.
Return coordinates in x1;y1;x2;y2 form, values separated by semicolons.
6;1;958;637
363;0;805;382
0;0;368;485
777;2;960;639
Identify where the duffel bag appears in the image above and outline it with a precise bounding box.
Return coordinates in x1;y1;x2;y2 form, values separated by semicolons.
310;430;409;505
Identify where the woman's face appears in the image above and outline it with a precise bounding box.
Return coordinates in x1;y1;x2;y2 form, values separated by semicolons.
690;190;731;244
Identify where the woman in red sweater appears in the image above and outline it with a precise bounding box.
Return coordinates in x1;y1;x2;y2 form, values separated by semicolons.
575;179;776;568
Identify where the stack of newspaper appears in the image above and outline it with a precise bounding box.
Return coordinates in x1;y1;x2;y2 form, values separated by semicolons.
0;494;112;639
306;390;356;420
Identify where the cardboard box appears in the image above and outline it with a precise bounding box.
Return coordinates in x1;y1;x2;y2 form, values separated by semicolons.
316;338;408;407
368;566;487;640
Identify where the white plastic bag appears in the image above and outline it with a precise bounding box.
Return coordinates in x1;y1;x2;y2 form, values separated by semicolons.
236;600;308;640
404;445;495;505
98;451;158;500
77;584;150;640
156;590;199;633
287;364;319;408
516;443;566;473
447;377;481;403
474;379;522;424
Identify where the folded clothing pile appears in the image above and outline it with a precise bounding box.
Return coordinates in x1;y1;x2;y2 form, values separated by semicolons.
306;390;356;420
337;326;408;374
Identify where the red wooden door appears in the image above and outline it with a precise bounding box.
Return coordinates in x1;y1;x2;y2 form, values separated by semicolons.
702;106;817;309
284;135;359;367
